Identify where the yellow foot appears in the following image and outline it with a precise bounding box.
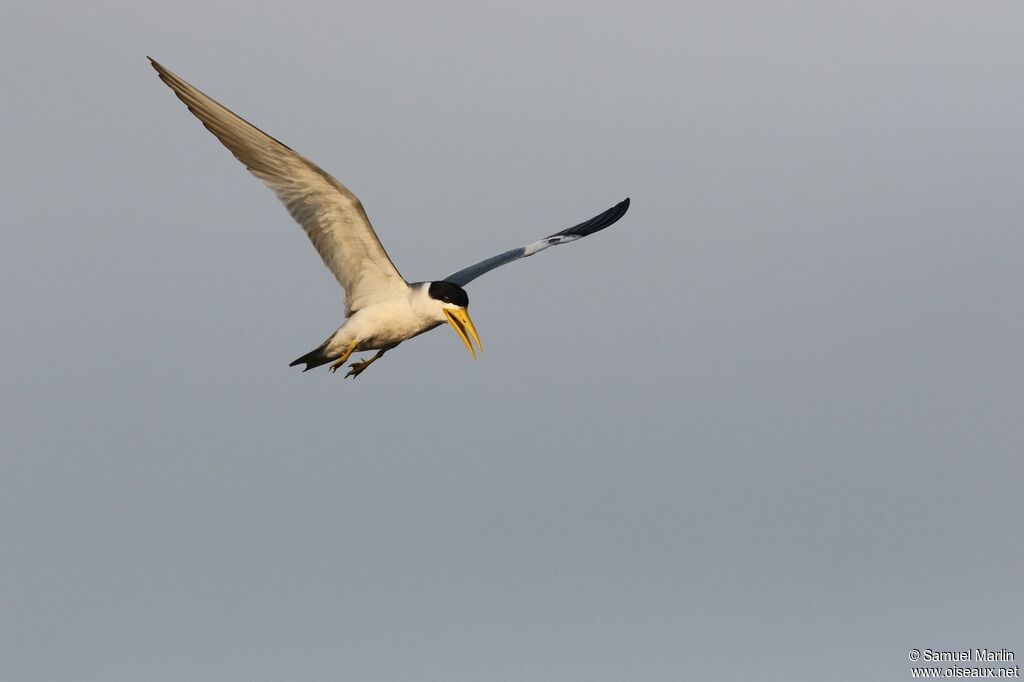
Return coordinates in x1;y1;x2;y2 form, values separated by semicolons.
327;341;358;373
345;359;372;379
344;348;388;379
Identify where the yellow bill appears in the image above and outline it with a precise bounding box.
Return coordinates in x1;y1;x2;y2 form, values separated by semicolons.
443;307;483;358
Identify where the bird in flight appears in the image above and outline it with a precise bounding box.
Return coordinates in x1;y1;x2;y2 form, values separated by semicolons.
149;58;630;378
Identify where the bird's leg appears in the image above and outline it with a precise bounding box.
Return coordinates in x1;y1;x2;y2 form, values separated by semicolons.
345;348;389;379
328;341;359;373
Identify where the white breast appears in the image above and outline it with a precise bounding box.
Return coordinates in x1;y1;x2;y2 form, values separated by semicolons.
343;285;444;351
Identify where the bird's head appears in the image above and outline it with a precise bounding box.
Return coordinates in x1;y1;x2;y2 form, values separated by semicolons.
428;281;482;358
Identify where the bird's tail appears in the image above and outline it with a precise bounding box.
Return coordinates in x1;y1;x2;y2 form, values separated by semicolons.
289;337;335;372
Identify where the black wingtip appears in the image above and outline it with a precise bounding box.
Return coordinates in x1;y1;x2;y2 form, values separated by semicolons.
552;197;631;239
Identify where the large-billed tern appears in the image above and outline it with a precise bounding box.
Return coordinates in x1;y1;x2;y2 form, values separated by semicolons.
150;59;630;378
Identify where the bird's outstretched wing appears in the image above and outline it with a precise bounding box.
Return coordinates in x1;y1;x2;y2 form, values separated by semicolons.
149;58;409;315
443;198;630;287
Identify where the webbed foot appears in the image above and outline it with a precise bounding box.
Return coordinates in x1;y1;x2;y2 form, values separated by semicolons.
328;341;358;373
344;348;389;379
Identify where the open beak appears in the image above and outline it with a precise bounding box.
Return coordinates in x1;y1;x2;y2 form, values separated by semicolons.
443;307;483;358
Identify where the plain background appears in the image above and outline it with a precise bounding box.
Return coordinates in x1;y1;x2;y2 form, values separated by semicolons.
2;2;1022;680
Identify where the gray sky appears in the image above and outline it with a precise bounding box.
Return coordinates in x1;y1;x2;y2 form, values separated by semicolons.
2;2;1022;680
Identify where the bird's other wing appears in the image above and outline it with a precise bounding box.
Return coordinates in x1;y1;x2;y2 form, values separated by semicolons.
443;198;630;287
149;58;409;315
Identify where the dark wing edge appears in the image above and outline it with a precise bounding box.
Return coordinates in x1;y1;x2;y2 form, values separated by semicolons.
444;198;630;287
550;197;631;239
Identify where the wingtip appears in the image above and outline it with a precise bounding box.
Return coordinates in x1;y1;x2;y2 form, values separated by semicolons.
609;197;630;220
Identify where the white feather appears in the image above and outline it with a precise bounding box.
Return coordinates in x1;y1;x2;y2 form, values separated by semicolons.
150;59;409;316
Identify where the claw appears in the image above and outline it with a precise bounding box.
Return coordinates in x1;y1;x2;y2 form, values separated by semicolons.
328;341;359;374
343;348;388;379
345;362;364;379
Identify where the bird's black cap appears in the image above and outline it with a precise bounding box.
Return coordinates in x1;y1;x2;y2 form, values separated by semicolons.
428;281;470;308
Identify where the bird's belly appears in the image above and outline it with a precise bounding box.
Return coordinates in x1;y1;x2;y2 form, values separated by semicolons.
347;304;441;351
359;322;441;350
